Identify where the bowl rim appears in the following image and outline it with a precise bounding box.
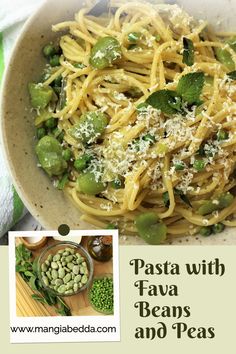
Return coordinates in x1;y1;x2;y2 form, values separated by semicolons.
0;0;71;230
38;241;94;297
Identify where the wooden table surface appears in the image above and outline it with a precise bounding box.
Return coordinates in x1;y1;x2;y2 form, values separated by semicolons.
16;236;113;317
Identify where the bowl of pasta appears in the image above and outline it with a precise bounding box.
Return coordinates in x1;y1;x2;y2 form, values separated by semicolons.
1;0;236;245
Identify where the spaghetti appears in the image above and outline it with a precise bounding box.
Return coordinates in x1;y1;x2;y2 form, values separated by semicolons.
30;1;236;243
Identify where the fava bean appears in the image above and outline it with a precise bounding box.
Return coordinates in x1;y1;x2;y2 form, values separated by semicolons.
51;261;58;269
135;212;167;245
90;36;122;69
28;83;53;109
51;269;58;279
58;268;65;279
35;136;67;177
69;111;108;144
40;246;89;295
76;172;107;195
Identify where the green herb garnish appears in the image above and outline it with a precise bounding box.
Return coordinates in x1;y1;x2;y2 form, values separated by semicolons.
183;37;194;66
15;244;71;316
227;70;236;80
145;72;205;115
176;72;205;105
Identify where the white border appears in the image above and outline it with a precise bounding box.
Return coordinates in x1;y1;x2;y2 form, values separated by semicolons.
9;230;120;343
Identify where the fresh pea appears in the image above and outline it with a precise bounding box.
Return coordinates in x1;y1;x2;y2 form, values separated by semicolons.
62;148;72;161
35;136;67;176
218;192;234;208
36;127;46;140
74;154;92;171
128;32;141;43
135;212;167;245
217;129;229;141
69;111;108;144
90;36;122;69
110;176;124;189
199;226;212;237
76;172;107;195
28;83;53;109
50;55;60;67
212;223;225;234
45;117;58;129
89;277;113;313
197;192;234;215
174;161;185;171
193;159;205;171
43;43;56;58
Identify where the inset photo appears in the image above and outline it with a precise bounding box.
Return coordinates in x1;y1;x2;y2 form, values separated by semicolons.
9;230;120;343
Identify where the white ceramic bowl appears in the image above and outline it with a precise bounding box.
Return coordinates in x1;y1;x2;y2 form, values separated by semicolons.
1;0;236;244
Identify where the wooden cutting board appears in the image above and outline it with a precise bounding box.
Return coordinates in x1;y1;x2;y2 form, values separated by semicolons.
15;237;113;317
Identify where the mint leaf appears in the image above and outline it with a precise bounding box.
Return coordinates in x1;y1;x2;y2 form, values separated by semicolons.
183;37;194;66
227;70;236;80
174;188;192;208
177;72;205;104
146;89;181;115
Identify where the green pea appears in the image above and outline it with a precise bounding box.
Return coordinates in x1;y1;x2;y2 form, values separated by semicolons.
215;47;235;71
36;127;46;140
155;34;161;42
193;159;205;171
218;192;234;208
35;136;67;176
50;55;60;67
175;162;185;171
45;117;57;129
74;154;92;171
90;36;122;69
69;111;108;144
110;177;124;189
197;192;234;215
62;148;72;161
128;32;141;42
28;83;53;109
199;226;212;237
76;172;107;195
212;223;225;234
135;212;167;245
217;129;229;141
43;43;56;58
